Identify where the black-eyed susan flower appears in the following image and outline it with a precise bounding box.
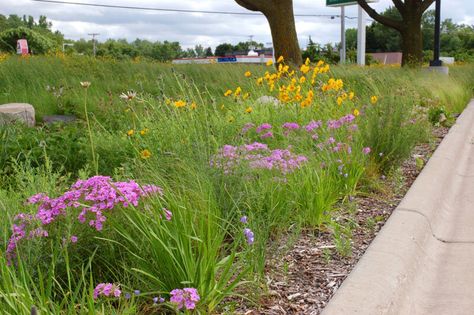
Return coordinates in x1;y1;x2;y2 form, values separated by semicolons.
244;71;252;77
224;89;232;97
245;107;253;113
140;149;151;159
127;129;134;136
174;100;186;108
371;96;378;104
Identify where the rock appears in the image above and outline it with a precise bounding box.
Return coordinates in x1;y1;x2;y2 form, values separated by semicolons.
439;113;447;123
42;115;77;125
256;95;280;106
0;103;35;127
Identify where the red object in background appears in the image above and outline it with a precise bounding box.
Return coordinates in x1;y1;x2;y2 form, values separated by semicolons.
16;39;29;55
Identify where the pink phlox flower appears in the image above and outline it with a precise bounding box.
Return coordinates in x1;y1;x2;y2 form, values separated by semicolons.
282;122;300;130
256;123;272;133
170;288;200;310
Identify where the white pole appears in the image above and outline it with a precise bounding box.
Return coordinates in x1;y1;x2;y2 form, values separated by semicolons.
340;6;346;64
357;5;366;66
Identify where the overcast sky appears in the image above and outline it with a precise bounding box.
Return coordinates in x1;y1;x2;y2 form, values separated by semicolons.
1;0;473;49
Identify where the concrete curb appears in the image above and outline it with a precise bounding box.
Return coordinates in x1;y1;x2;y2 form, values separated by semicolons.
322;100;474;315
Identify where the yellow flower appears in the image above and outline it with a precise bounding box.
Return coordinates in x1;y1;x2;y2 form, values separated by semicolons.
224;89;232;97
139;128;149;136
277;56;284;63
300;64;310;74
244;71;252;77
337;97;343;106
266;60;273;66
243;92;250;100
190;102;197;110
341;93;348;100
349;92;355;100
371;96;378;104
305;57;311;66
127;129;134;136
299;76;306;84
245;107;253;113
317;60;324;67
353;109;360;116
256;77;264;85
140;149;152;159
234;87;242;97
174;100;186;108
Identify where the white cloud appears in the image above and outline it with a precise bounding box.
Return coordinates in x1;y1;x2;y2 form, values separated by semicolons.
0;0;472;49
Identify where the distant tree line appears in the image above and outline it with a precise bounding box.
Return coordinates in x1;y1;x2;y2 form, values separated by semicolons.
0;14;270;62
1;11;473;64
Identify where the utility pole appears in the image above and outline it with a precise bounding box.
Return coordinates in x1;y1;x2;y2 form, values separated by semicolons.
430;0;442;67
357;5;366;66
340;6;346;64
88;33;100;57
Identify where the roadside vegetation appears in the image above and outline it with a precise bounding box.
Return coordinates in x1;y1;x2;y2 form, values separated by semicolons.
0;54;473;313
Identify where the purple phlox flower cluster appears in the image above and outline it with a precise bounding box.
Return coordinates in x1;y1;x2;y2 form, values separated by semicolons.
244;142;268;151
30;176;163;231
93;283;121;299
249;149;308;174
282;122;300;130
304;120;322;132
241;123;255;133
327;114;356;130
327;137;336;145
211;143;307;174
6;176;162;264
5;214;47;265
260;131;274;139
244;228;254;244
362;147;371;155
256;123;272;133
170;288;200;310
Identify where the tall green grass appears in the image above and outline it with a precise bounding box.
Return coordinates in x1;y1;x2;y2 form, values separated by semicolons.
0;55;473;313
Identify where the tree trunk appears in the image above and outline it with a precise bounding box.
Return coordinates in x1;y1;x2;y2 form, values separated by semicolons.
262;1;302;66
400;15;423;66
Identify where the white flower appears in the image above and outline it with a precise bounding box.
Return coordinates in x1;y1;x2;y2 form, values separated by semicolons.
80;81;91;88
120;91;137;101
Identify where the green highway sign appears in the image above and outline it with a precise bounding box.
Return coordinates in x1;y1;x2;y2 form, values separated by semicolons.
326;0;377;7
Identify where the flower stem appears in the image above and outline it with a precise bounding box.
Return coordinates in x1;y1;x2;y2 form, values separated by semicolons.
84;89;98;175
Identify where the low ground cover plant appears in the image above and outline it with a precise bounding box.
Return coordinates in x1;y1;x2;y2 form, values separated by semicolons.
0;54;473;313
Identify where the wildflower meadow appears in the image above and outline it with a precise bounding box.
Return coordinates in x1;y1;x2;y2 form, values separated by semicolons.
0;54;473;314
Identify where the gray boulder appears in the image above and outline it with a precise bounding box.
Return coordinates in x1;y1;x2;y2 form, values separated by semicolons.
0;103;35;127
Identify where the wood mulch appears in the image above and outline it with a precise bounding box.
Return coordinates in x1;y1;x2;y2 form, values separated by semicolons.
234;127;448;315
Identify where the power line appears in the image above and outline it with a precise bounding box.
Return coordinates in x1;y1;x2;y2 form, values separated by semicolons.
31;0;358;19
